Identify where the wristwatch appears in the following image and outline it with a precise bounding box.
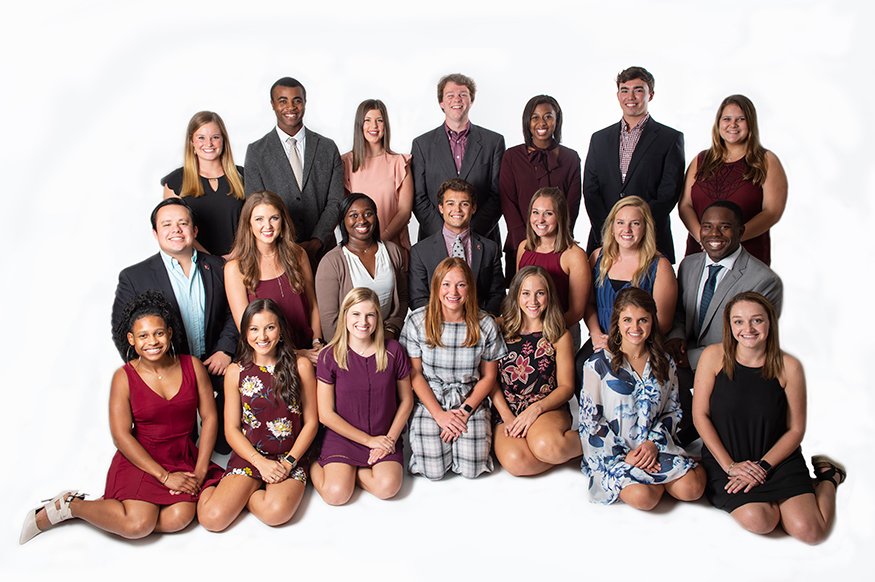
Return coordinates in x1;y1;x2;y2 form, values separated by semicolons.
462;403;474;415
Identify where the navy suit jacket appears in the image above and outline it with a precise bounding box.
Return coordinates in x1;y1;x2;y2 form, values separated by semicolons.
244;127;343;250
583;118;684;262
111;252;238;361
411;123;505;243
408;230;505;316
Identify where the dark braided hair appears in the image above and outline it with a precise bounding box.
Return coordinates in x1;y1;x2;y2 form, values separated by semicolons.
113;290;183;362
236;299;301;408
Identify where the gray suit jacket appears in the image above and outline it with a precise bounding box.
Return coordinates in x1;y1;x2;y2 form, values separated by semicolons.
408;231;505;316
244;127;343;249
411;123;505;242
669;247;782;369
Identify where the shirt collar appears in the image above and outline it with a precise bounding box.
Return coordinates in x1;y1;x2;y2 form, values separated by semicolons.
445;121;470;139
442;224;471;242
704;244;742;271
276;124;305;144
621;113;650;133
159;248;197;270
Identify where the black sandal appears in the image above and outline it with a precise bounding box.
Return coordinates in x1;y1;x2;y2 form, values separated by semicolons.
812;454;846;488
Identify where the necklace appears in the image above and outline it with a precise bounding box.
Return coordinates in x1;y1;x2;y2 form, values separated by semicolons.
137;357;169;379
349;242;375;254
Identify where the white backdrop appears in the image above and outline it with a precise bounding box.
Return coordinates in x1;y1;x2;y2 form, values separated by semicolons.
2;1;871;579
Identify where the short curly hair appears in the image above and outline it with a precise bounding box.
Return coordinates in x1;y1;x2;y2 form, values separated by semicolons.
112;290;183;361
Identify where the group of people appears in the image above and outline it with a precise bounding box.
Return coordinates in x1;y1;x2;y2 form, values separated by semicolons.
20;67;844;546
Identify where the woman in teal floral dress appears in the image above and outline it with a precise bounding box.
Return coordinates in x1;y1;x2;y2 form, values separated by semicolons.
197;299;318;531
579;287;705;509
492;266;582;476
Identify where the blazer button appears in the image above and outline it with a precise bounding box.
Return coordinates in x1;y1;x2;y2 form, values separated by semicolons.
296;197;301;201
619;192;625;197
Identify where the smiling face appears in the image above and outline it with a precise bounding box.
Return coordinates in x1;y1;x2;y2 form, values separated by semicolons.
518;274;548;323
530;195;558;239
439;190;475;234
190;121;223;164
617;78;653;122
271;85;306;136
618;304;652;348
362;108;384;146
612;205;645;249
246;310;281;359
344;198;376;244
718;103;749;146
153;204;196;257
439;267;469;315
249;203;282;245
127;315;172;361
529;103;556;148
440;81;473;126
346;300;378;342
699;205;743;262
729;300;770;351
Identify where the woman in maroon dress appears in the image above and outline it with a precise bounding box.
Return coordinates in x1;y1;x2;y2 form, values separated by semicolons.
197;299;318;531
225;190;324;363
678;95;788;265
310;287;414;505
20;291;223;544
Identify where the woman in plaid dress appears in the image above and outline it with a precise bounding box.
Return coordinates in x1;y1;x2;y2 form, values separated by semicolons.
400;258;507;479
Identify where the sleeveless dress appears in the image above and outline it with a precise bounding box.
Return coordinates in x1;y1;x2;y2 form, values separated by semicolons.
315;339;412;467
685;151;770;265
224;362;307;484
496;331;570;425
104;355;223;504
248;274;313;349
702;363;814;513
592;251;659;332
518;250;570;311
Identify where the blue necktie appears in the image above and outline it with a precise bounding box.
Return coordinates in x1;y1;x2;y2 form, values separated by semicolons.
698;264;723;331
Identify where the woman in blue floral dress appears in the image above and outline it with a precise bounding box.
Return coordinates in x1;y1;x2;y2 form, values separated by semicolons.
492;266;581;476
579;287;705;509
197;299;318;531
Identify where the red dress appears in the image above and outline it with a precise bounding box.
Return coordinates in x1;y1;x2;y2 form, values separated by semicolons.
685;151;771;265
104;355;223;504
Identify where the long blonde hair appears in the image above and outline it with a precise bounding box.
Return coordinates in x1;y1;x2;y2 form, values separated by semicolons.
181;111;244;199
425;258;482;348
328;288;388;372
697;95;768;185
229;191;304;295
524;187;575;253
596;196;658;287
501;266;566;344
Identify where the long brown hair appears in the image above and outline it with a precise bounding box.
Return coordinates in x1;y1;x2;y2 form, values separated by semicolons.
350;99;396;173
596;196;658;288
524;187;575;253
697;95;768;185
607;287;669;384
181;111;244;199
425;258;482;348
327;287;388;372
229;191;304;295
721;292;783;380
501;266;566;344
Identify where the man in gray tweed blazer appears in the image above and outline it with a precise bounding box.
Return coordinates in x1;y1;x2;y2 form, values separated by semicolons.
244;77;343;268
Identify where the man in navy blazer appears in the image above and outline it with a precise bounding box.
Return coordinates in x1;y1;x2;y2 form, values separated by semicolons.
408;178;505;315
112;198;238;452
583;66;684;263
412;73;505;244
244;77;343;268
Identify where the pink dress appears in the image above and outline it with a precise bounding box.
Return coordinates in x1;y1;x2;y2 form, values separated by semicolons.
341;152;412;252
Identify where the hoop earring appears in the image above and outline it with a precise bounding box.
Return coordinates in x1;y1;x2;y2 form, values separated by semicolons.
126;345;134;361
169;341;177;359
612;334;622;345
279;335;284;343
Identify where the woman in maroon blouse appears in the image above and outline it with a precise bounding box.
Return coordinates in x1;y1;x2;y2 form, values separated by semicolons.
500;95;582;278
678;95;788;265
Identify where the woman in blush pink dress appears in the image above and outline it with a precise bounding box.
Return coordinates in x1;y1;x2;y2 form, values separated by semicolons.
341;99;413;257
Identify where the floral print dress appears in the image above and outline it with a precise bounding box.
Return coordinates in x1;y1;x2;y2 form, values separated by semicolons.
224;362;307;484
578;349;696;504
496;332;569;423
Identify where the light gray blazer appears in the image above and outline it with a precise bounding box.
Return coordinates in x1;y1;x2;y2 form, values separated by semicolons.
669;247;783;369
244;127;343;249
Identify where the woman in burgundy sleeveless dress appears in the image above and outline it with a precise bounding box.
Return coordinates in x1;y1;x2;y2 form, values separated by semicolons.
225;191;323;363
20;291;222;544
678;95;788;265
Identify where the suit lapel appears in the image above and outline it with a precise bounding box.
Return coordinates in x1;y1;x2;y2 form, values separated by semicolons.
685;254;705;338
700;251;747;339
458;125;481;181
269;130;302;195
433;126;460;178
608;121;623;186
470;233;483;278
148;254;190;348
624;120;659;184
198;257;214;339
301;127;316;189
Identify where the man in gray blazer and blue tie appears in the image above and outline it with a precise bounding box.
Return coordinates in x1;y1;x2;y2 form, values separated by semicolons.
244;77;343;268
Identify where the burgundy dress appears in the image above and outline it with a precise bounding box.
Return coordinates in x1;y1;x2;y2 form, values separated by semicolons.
518;249;570;311
685;151;770;265
104;355;223;504
248;274;313;349
224;362;308;483
316;339;412;467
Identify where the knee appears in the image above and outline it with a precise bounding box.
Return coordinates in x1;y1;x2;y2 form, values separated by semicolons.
119;514;158;539
369;475;402;500
497;446;536;477
528;434;564;465
257;500;297;527
197;504;232;533
784;515;828;545
621;485;663;511
672;470;706;501
318;481;354;506
733;505;780;535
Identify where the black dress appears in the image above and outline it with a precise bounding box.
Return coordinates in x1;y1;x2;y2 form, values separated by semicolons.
702;362;814;512
161;166;245;256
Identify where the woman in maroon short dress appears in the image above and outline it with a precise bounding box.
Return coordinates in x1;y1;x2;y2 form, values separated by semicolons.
310;287;414;505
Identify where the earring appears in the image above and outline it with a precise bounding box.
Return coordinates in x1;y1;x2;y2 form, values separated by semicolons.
279;335;284;343
612;334;622;345
126;345;134;361
169;341;177;359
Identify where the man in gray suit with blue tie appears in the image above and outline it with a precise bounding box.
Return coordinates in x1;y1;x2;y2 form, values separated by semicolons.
666;200;783;444
244;77;343;268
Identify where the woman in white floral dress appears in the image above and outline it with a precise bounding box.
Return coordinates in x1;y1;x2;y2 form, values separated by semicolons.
197;299;318;531
579;287;705;509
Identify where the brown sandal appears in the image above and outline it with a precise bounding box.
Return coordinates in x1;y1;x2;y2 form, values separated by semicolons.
811;455;846;488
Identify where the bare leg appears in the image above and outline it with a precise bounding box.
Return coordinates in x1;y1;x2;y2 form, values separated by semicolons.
663;465;706;502
248;477;306;525
525;410;582;466
619;483;665;511
778;484;836;545
730;502;781;535
154;502;196;533
356;461;403;500
494;425;551;477
197;476;261;532
51;497;161;539
311;462;357;506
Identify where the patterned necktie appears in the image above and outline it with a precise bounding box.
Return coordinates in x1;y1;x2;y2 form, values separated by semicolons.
452;234;466;261
287;137;303;189
698;264;723;331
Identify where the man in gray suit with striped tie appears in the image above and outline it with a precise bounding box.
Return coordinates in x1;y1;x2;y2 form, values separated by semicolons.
244;77;343;269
